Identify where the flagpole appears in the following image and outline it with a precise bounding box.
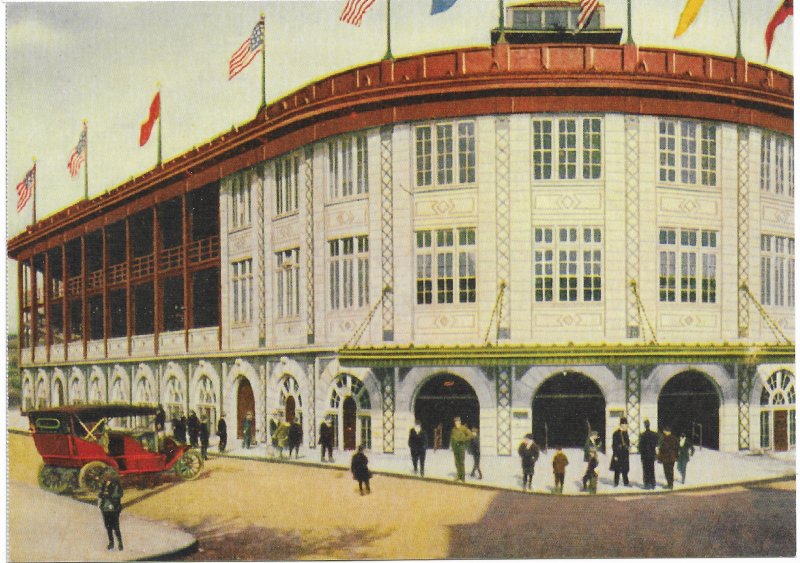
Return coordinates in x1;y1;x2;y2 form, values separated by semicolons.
260;12;266;109
626;0;634;45
497;0;506;43
32;158;37;225
157;83;162;166
735;0;743;59
83;120;89;201
382;0;393;61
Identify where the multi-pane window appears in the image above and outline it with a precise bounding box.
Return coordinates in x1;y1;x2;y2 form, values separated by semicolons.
415;228;476;305
275;154;300;215
229;174;252;229
231;259;253;324
415;121;476;187
760;234;795;308
533;227;602;302
532;117;602;180
659;228;718;303
329;235;369;310
761;133;794;197
328;134;368;199
275;248;300;318
658;120;718;187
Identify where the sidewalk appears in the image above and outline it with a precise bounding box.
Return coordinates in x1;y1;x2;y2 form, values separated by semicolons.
214;440;796;495
8;481;197;562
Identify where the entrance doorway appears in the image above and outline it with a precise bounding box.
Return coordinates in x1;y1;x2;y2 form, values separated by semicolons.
414;374;479;449
54;380;64;407
532;372;605;449
237;378;255;439
774;410;789;451
343;396;357;450
658;371;719;449
285;395;296;424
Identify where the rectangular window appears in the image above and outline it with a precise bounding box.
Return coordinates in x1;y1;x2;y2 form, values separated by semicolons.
582;228;602;301
276;248;300;318
680;230;697;303
760;410;770;449
760;234;794;308
761;135;772;192
229;174;252;229
532;120;553;180
582;118;602;179
534;226;602;302
789;140;794;198
532;117;602;181
558;120;577;180
416;228;476;305
660;228;717;303
415;121;476;188
328;134;369;199
700;124;717;186
359;415;372;450
275;155;300;215
659;229;677;302
558;228;578;301
329;236;369;310
788;239;795;308
680;122;697;185
231;259;253;324
775;137;785;195
701;231;717;303
659;121;677;183
659;120;717;187
533;228;554;302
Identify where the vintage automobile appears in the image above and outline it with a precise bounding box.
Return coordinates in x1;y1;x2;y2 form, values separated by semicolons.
26;403;203;494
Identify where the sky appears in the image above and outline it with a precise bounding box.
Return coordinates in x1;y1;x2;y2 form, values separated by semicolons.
4;0;796;332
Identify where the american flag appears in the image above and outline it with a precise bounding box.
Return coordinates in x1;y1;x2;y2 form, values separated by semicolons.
577;0;599;31
229;16;265;81
68;124;87;177
16;165;35;213
339;0;377;26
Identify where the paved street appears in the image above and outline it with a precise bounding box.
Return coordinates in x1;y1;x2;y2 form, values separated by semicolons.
8;432;795;559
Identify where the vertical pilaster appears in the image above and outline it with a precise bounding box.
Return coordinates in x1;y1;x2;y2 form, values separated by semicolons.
737;363;755;450
495;366;512;455
380;125;394;341
737;126;750;337
624;365;641;452
44;251;51;362
309;358;318;447
380;368;395;453
256;169;267;347
624;115;641;338
495;117;511;340
303;147;315;344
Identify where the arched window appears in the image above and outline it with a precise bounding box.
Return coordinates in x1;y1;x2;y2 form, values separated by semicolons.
88;378;103;404
196;375;217;431
69;378;84;405
328;374;371;450
135;377;155;404
21;378;33;412
36;379;49;409
760;369;796;451
165;377;184;420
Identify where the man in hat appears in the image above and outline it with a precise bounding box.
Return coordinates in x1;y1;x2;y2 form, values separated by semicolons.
217;413;228;453
639;419;658;489
518;433;540;491
449;416;474;482
611;416;631;486
199;415;210;460
318;417;334;462
97;474;124;551
658;425;679;489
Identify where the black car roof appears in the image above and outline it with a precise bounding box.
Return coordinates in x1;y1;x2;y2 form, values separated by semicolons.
25;403;160;418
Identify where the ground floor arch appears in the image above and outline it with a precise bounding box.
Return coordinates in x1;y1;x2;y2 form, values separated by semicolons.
658;370;720;449
236;377;256;440
532;371;605;449
414;373;479;450
326;373;372;450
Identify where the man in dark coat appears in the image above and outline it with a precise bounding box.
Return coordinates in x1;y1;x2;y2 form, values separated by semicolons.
154;405;166;433
318;417;334;462
350;445;371;495
217;413;227;453
98;475;124;551
658;426;679;489
187;410;200;447
611;417;631;486
173;415;187;444
288;420;303;459
408;421;427;476
199;416;210;460
469;426;482;479
518;433;540;491
639;418;658;489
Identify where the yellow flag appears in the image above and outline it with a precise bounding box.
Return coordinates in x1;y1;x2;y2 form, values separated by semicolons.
674;0;706;38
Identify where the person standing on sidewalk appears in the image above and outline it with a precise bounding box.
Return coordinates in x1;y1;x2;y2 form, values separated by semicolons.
350;444;372;495
199;416;210;460
408;421;427;476
469;426;482;479
187;410;200;448
658;426;679;489
242;412;254;449
217;413;228;453
98;474;124;551
288;419;303;459
319;417;334;462
611;417;631;487
272;417;291;458
518;433;540;491
676;432;695;484
639;419;658;489
449;417;473;482
552;447;569;493
582;447;599;493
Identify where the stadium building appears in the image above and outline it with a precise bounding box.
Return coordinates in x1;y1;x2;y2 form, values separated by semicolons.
9;2;795;455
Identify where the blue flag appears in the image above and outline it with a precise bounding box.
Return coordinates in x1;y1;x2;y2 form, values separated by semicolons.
431;0;458;15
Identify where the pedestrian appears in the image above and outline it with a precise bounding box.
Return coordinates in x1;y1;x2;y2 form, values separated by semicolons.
242;412;254;449
408;420;428;476
449;416;473;482
552;447;569;493
639;418;658;490
582;447;599;493
350;444;372;495
583;430;599;462
217;413;228;453
154;405;166;433
518;433;540;491
173;415;187;444
611;417;631;487
288;419;303;459
187;410;200;447
676;432;695;484
272;417;291;458
469;426;482;479
97;474;124;551
199;416;210;460
318;417;334;462
657;425;679;489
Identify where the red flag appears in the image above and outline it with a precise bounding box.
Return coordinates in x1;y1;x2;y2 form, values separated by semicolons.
139;92;161;147
766;0;792;60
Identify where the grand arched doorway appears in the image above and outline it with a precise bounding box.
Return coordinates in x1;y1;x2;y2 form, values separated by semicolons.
658;370;720;449
237;378;255;439
532;372;605;448
328;374;371;450
414;374;479;450
759;369;795;452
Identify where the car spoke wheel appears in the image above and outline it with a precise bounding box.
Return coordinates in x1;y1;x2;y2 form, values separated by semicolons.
174;450;203;480
38;464;69;494
78;461;118;494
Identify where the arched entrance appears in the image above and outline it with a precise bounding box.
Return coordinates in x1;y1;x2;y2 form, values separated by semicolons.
532;372;605;448
658;370;720;449
343;396;357;450
285;395;296;423
54;379;65;407
237;378;255;439
328;374;371;450
414;373;479;450
759;369;796;451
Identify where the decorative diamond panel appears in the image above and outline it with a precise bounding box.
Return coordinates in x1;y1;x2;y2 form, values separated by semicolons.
737;126;750;338
380;126;394;341
624;116;640;337
495;117;511;340
304;147;315;343
624;366;641;453
495;366;512;455
737;364;755;450
380;368;395;453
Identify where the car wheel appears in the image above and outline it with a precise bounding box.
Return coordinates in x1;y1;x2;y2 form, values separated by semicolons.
38;464;70;494
78;461;118;494
174;450;203;481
